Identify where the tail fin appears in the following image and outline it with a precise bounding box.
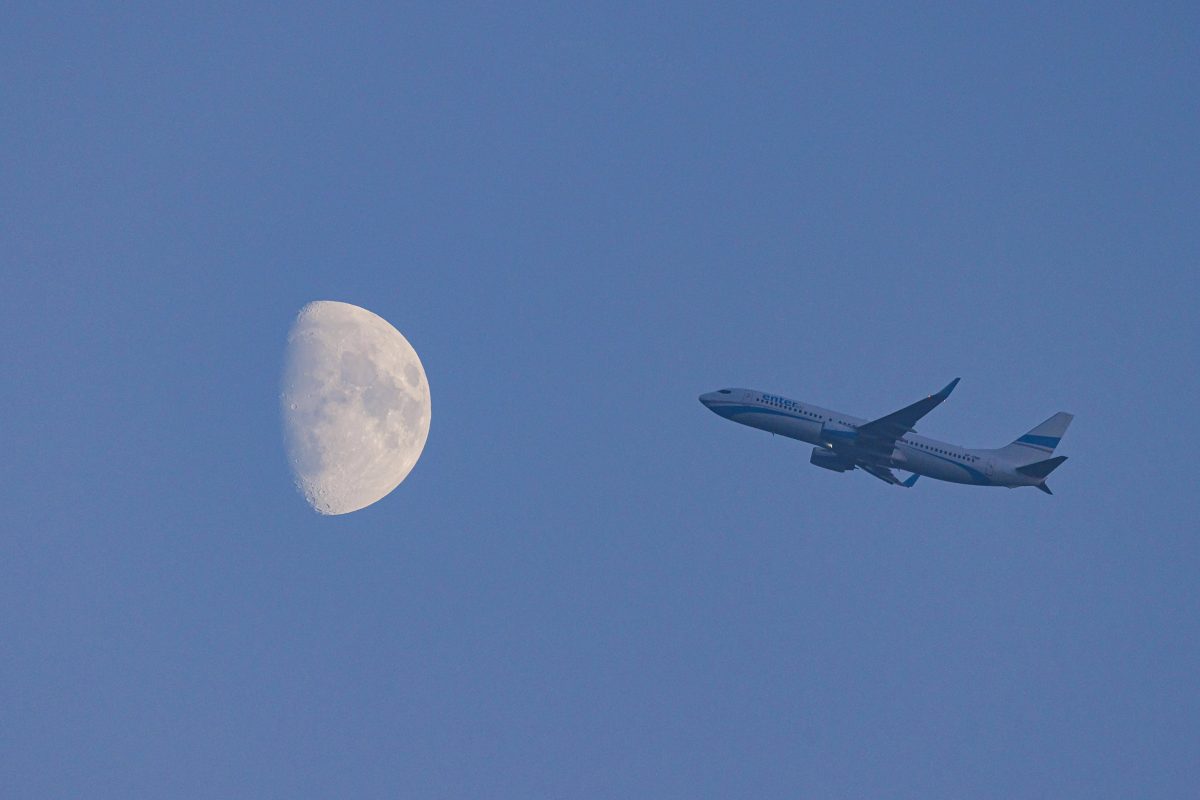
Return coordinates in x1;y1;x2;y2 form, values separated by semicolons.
996;412;1073;465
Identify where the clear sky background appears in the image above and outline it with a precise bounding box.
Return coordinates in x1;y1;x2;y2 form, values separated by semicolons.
3;4;1197;797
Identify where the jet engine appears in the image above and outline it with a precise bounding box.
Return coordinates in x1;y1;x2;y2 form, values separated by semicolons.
810;447;854;472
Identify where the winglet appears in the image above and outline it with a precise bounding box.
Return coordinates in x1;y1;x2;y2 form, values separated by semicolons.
901;473;920;488
936;377;961;399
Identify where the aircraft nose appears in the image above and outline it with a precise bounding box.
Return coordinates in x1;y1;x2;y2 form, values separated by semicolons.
698;392;717;408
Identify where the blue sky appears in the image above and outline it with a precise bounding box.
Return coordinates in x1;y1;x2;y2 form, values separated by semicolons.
3;4;1197;797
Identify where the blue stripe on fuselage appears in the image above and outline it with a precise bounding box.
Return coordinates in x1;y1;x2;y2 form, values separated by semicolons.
704;402;807;422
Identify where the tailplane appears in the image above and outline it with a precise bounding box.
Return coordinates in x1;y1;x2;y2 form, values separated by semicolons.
1016;455;1067;480
996;412;1073;465
1018;455;1067;495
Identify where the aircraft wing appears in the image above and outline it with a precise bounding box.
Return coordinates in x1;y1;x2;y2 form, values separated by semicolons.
858;463;920;488
855;378;960;450
859;463;903;485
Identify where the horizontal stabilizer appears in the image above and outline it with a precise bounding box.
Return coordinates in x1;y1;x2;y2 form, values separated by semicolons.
1016;455;1067;480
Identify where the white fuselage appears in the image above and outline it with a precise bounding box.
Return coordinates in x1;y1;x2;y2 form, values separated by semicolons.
700;388;1036;488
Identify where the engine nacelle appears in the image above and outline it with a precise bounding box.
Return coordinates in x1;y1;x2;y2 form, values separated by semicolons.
819;420;858;447
810;447;854;472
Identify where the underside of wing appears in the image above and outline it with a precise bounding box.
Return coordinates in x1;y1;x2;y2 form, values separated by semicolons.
858;463;903;485
858;462;920;488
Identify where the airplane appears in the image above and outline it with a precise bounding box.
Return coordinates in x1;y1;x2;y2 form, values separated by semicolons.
699;379;1072;494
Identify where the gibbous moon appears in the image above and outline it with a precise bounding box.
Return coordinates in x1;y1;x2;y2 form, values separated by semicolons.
281;301;431;515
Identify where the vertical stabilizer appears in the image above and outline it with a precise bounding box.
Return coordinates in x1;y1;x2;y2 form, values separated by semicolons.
996;412;1073;465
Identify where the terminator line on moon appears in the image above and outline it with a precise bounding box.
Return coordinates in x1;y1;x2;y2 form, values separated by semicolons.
281;300;431;515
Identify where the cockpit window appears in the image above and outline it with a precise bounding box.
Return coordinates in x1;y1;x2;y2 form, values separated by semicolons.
719;389;732;394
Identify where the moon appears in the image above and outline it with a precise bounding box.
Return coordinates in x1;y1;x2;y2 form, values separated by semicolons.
280;301;431;515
